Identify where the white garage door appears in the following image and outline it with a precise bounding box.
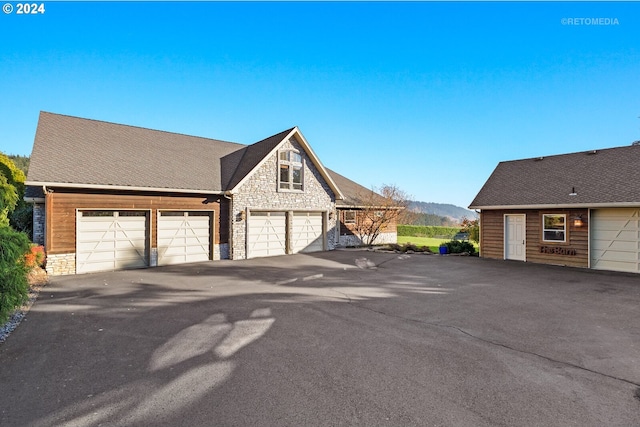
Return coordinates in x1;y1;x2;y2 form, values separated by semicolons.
247;212;286;258
292;212;324;253
76;211;148;274
158;211;212;266
591;208;640;273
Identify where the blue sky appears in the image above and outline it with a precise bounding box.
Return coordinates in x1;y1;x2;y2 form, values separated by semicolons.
1;2;639;208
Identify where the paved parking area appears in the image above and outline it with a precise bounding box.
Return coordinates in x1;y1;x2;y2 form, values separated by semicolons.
1;251;639;426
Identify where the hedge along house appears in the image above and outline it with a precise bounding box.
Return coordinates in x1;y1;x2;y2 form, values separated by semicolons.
25;112;396;275
469;143;640;274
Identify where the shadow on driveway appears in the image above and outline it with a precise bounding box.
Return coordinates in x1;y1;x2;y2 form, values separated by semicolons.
1;251;639;426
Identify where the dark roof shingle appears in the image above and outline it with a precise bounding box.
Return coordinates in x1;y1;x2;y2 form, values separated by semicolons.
27;112;245;192
469;145;640;208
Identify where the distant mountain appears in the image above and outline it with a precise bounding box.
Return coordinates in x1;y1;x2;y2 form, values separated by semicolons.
408;201;477;223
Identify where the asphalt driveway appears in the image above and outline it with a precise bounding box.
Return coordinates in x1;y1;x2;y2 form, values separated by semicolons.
1;251;639;426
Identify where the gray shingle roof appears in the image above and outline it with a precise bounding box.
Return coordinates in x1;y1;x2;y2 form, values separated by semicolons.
327;168;387;207
469;144;640;209
25;112;359;201
225;128;295;190
27;112;245;193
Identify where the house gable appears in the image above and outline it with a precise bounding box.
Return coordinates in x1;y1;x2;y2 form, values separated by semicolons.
228;127;343;200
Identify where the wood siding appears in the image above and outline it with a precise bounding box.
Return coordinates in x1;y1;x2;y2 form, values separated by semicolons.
46;189;228;255
480;208;589;268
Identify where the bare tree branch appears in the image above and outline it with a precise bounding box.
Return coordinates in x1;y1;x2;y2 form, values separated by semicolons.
352;184;410;246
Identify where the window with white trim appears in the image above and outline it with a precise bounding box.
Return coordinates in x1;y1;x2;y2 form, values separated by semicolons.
278;150;303;191
542;214;566;242
344;211;356;224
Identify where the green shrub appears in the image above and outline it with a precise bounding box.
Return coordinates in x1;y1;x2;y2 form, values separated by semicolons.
10;203;33;239
0;227;31;323
444;240;476;255
386;243;433;253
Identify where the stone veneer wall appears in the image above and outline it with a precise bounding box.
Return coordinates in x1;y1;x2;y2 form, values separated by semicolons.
32;203;45;246
45;253;76;275
338;232;398;247
231;136;337;259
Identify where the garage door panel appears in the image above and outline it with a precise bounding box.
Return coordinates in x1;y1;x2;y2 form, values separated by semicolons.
80;261;117;274
77;251;115;263
76;211;149;274
593;228;639;239
592;239;639;251
592;249;639;262
157;212;211;266
591;208;640;273
292;212;323;253
248;212;286;258
78;231;116;242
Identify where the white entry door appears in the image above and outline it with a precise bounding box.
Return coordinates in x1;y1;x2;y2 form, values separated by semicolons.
505;214;526;261
291;212;324;253
76;210;149;274
157;211;212;266
247;212;287;258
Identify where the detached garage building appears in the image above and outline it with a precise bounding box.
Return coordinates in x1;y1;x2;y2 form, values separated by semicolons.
469;143;640;274
25;112;397;275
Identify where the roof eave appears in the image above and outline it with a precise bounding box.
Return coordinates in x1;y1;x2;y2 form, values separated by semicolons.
470;202;640;210
337;204;405;210
25;181;224;195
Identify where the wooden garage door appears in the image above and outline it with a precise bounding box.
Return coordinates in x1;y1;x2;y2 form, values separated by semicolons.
158;211;212;266
291;212;324;253
76;211;149;274
247;212;286;258
591;208;640;273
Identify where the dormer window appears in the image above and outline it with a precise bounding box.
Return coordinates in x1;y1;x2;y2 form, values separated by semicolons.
279;150;303;191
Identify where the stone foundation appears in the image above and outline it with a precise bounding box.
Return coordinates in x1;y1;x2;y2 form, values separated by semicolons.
45;253;76;275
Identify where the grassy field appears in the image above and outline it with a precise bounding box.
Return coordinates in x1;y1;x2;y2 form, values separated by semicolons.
397;235;479;252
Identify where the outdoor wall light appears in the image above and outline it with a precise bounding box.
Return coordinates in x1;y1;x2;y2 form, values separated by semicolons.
237;211;246;221
573;215;584;227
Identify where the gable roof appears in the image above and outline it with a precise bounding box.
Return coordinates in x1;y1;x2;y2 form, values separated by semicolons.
226;127;344;200
26;112;343;199
469;144;640;209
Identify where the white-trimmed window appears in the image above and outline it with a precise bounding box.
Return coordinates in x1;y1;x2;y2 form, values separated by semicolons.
543;214;566;242
278;150;303;191
344;211;356;224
